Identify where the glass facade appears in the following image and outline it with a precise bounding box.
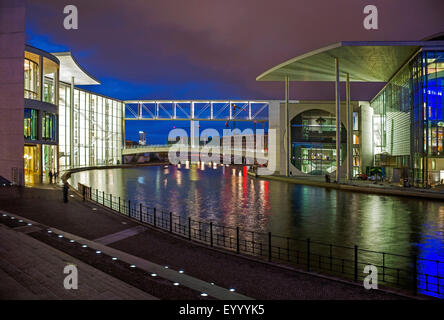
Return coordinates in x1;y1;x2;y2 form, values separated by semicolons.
23;46;124;184
24;48;60;185
370;49;444;186
24;108;38;140
290;109;347;175
59;82;123;170
24;145;40;185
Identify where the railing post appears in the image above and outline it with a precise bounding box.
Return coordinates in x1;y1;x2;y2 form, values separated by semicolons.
236;227;240;254
153;207;157;227
169;212;173;233
286;237;290;261
102;191;105;206
110;194;112;209
268;232;272;262
382;252;385;282
354;245;358;282
128;200;131;216
307;238;311;272
118;197;121;213
329;244;333;271
140;203;143;222
437;261;440;295
413;255;418;296
188;217;191;240
210;222;213;247
96;189;98;202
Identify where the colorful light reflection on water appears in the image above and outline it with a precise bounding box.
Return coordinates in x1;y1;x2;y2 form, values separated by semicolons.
70;165;444;298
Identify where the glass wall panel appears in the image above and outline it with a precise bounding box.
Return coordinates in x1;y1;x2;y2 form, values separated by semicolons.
24;58;39;99
24;108;38;140
43;57;58;105
42;111;57;141
58;84;123;169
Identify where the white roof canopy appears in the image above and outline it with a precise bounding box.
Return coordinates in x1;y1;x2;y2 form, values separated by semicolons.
51;52;100;85
256;41;444;82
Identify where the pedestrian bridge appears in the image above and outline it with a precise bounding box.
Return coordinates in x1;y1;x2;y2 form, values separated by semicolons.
122;144;269;161
124;100;269;121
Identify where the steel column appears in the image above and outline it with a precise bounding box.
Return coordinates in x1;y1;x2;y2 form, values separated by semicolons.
70;76;74;168
346;72;352;181
335;58;341;182
285;75;290;176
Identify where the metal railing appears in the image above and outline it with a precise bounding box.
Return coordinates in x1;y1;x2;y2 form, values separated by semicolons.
77;183;443;298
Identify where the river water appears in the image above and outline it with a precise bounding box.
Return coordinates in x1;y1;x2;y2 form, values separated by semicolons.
70;164;444;297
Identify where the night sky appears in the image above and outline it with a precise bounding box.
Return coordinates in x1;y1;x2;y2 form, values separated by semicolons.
25;0;444;143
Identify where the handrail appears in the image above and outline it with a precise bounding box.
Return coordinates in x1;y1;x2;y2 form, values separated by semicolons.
77;182;444;299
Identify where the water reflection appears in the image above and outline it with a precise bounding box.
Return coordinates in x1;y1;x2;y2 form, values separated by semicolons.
70;165;444;296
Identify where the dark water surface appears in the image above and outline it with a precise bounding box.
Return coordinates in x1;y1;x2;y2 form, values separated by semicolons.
70;165;444;296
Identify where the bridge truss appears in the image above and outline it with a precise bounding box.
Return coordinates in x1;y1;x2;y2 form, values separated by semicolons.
124;100;269;121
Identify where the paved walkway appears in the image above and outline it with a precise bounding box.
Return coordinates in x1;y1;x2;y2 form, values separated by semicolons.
0;186;414;300
0;224;156;300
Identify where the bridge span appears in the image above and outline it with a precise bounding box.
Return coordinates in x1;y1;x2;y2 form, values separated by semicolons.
122;144;269;162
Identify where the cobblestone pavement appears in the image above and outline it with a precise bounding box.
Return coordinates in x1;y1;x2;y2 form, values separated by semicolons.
0;223;156;300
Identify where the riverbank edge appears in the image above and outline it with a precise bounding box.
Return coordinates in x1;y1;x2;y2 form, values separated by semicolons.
61;162;168;182
59;164;433;300
256;174;444;201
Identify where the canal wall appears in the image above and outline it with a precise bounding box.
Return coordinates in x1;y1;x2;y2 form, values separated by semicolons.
61;162;168;182
259;175;444;201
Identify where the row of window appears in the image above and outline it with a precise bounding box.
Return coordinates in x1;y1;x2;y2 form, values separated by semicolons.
24;56;59;105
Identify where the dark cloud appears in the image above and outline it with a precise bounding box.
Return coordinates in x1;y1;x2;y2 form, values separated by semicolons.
26;0;444;101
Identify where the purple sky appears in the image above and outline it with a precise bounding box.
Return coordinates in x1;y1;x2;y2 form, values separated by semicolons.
25;0;444;142
26;0;444;101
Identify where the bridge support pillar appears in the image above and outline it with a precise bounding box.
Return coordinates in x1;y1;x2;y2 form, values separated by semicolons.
190;120;199;163
285;75;290;177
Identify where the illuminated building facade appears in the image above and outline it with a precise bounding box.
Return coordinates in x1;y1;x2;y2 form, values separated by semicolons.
21;47;124;185
23;45;60;185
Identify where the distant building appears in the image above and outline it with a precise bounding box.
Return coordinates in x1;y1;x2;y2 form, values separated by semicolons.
125;140;138;147
139;131;147;145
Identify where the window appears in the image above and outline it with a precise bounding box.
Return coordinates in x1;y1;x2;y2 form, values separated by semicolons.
42;57;58;105
353;134;359;145
353;112;359;131
24;108;38;140
42;111;57;141
24;59;39;99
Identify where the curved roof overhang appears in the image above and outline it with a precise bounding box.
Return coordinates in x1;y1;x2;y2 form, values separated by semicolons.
25;44;60;65
51;52;100;85
256;41;444;83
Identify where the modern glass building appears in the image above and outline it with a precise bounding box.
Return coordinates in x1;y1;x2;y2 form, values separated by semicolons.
22;47;124;185
258;36;444;187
